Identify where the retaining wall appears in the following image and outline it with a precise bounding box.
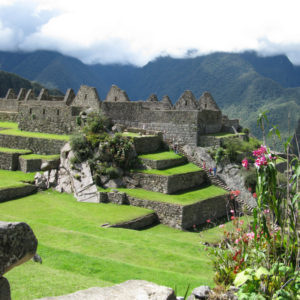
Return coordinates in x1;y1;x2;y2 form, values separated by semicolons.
132;170;207;194
0;134;66;155
0;185;37;202
0;150;31;170
141;156;187;170
126;194;229;229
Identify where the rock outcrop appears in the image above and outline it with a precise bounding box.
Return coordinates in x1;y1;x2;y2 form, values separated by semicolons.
0;221;38;276
37;280;176;300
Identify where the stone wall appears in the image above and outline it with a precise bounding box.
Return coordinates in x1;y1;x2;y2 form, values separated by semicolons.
0;151;31;170
132;170;206;194
126;196;183;229
0;185;37;203
0;134;66;155
140;156;187;170
0;111;18;122
17;103;79;134
181;195;229;228
19;157;42;173
133;135;163;154
126;194;229;229
111;213;159;230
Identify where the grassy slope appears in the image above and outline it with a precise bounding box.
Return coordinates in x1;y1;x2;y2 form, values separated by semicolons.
0;121;18;129
0;169;35;188
0;190;215;299
118;186;228;205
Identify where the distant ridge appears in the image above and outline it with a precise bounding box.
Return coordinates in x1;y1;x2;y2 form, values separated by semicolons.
0;50;299;147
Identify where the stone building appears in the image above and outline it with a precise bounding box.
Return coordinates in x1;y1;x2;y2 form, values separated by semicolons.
0;85;240;146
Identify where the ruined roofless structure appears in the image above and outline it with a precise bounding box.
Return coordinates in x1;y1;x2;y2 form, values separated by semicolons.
0;85;240;145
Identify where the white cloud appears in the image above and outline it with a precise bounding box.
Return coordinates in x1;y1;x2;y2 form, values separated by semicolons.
1;0;300;65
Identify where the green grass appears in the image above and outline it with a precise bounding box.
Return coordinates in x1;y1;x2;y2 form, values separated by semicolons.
206;132;245;138
0;147;31;154
0;121;18;129
0;169;35;188
0;128;70;141
117;186;228;205
0;189;216;299
20;154;60;160
135;163;201;176
139;151;183;161
121;132;141;137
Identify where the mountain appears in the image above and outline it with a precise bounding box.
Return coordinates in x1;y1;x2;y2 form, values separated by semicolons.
0;50;299;149
0;70;62;98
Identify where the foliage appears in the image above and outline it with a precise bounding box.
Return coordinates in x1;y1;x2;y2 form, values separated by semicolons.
209;133;300;299
70;112;137;180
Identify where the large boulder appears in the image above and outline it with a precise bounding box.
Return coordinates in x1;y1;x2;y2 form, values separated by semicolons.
37;280;176;300
0;221;38;276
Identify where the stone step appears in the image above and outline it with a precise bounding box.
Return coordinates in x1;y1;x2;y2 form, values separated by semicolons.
132;169;207;194
19;154;60;173
139;152;187;170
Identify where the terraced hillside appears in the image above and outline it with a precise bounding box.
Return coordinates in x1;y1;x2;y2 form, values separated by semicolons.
0;120;233;299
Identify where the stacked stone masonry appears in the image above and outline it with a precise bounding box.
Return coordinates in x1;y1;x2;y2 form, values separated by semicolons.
0;85;240;146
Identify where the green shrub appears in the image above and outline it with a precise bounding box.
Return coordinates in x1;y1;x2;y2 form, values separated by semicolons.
70;133;92;162
83;111;110;135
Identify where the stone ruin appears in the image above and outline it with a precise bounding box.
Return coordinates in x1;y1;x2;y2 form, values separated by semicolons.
0;85;240;146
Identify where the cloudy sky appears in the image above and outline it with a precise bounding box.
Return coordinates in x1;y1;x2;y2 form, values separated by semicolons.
0;0;300;66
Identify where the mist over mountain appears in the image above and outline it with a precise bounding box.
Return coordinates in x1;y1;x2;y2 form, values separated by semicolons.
0;50;299;147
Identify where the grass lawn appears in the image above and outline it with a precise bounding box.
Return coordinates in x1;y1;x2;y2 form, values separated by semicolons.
0;169;35;189
0;189;216;299
20;154;60;160
139;151;183;161
0;128;70;141
135;163;201;176
117;186;228;205
0;147;31;154
0;121;18;129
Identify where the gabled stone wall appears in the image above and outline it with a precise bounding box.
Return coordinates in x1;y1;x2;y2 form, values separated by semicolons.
0;85;239;146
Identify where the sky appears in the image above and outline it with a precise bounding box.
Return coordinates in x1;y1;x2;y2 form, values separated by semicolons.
1;0;300;66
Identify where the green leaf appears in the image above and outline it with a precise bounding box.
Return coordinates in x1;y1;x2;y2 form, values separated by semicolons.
234;270;251;287
255;267;270;279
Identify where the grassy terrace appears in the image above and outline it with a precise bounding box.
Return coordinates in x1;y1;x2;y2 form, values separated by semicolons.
206;132;245;138
0;128;70;141
0;121;18;129
135;163;201;176
20;154;60;160
139;151;183;161
0;189;218;299
117;186;228;205
0;147;31;154
0;169;35;189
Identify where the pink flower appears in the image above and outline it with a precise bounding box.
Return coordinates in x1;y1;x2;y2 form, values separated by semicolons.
263;209;270;214
268;154;277;160
235;238;241;244
219;224;225;228
231;216;235;220
206;219;211;223
242;159;249;169
230;209;235;214
259;145;267;154
239;220;244;225
246;232;255;240
253;193;257;198
255;155;268;168
248;187;252;192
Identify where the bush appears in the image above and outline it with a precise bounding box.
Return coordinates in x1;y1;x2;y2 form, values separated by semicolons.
70;133;92;162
